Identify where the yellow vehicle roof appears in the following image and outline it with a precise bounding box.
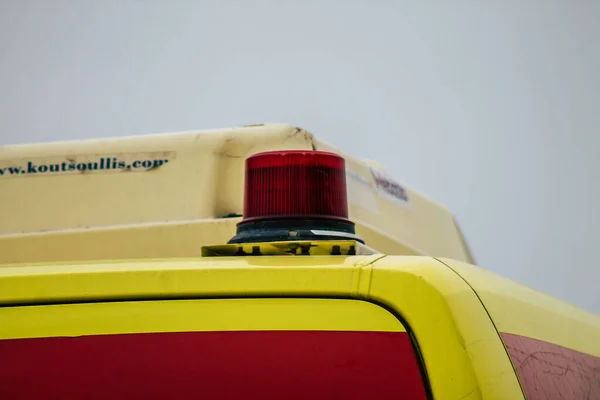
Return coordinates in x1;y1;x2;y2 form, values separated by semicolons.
3;251;600;399
0;254;520;399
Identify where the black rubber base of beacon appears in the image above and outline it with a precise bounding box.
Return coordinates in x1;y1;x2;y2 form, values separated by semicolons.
227;218;364;245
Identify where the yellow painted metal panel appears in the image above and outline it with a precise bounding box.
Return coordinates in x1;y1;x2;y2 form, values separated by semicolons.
366;257;524;400
0;299;405;340
0;255;525;399
0;256;382;306
438;258;600;357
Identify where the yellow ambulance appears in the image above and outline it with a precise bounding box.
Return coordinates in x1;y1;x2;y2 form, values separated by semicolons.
1;123;599;399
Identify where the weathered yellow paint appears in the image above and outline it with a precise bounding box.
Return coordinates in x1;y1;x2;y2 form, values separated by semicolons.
0;256;377;305
201;239;378;257
0;255;525;399
0;123;472;264
0;219;419;264
439;258;600;357
0;299;405;340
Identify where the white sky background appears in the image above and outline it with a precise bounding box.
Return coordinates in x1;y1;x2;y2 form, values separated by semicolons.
1;1;599;313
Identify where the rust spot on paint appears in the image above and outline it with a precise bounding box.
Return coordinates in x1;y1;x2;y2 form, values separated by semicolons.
501;333;600;399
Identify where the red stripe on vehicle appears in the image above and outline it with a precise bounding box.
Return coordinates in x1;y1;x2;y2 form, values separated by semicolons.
0;331;427;400
501;332;600;400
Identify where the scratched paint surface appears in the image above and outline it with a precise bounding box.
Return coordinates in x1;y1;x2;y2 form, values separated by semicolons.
501;333;600;399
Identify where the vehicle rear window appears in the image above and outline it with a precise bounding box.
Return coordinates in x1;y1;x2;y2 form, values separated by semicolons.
0;330;428;400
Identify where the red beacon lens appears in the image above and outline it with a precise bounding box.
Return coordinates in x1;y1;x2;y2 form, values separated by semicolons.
242;150;349;223
228;150;363;244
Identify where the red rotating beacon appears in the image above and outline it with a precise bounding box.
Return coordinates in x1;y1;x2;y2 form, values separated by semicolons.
227;150;364;244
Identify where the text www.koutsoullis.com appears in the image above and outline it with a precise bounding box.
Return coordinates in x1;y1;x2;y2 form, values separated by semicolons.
0;157;170;178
